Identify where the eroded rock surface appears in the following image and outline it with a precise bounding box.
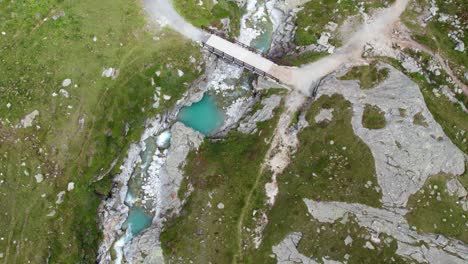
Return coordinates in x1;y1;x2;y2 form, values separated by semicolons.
238;94;282;134
318;63;465;207
273;232;318;264
304;199;468;263
20;110;39;128
314;108;334;123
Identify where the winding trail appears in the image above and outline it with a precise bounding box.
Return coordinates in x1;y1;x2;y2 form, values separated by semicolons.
282;0;411;93
143;0;207;42
397;35;468;96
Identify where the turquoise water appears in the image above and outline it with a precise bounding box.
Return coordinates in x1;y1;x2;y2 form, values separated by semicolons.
124;206;152;236
251;24;273;53
177;94;224;135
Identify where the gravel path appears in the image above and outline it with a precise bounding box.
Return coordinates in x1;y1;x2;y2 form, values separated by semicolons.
142;0;208;42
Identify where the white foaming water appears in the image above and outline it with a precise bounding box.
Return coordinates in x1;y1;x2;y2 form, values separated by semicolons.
156;130;172;148
124;191;136;207
113;227;133;264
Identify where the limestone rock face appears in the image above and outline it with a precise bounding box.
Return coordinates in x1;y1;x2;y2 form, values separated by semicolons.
238;94;282;134
446;178;467;199
273;232;319;264
398;53;422;73
269;9;298;58
318;64;465;207
303;199;468;263
314;108;334;123
20;110;39;128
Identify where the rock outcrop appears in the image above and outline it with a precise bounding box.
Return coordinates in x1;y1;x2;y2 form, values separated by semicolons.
238;94;282;134
273;232;319;264
304;199;468;263
318;63;465;207
124;122;203;263
97;143;143;264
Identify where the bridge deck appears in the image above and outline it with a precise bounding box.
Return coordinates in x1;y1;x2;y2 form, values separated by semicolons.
204;35;276;75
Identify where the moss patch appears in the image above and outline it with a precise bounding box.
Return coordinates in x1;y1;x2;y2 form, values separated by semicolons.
279;51;328;66
340;62;390;89
362;104;386;129
413;112;429;127
398;108;407;117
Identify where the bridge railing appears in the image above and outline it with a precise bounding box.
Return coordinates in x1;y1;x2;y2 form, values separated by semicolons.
201;41;280;83
201;26;275;61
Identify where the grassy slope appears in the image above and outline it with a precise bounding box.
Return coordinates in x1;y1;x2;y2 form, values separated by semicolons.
161;103;281;263
0;0;202;262
246;95;393;263
406;174;468;243
280;51;328;66
173;0;242;37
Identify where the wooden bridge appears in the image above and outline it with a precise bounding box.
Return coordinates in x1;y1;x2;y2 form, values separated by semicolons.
201;34;281;83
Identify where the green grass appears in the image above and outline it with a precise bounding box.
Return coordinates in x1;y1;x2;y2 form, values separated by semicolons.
380;57;468;154
0;0;203;262
279;51;328;66
279;95;382;207
173;0;242;37
246;95;391;262
406;174;468;243
362;104;386;129
294;0;393;46
398;108;407;117
340;62;390;89
160;106;281;263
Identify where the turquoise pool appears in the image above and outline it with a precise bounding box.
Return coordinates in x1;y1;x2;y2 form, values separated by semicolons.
177;94;224;135
124;206;152;236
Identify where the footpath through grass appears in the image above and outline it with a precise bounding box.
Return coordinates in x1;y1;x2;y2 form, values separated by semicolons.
0;0;202;262
402;0;467;83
